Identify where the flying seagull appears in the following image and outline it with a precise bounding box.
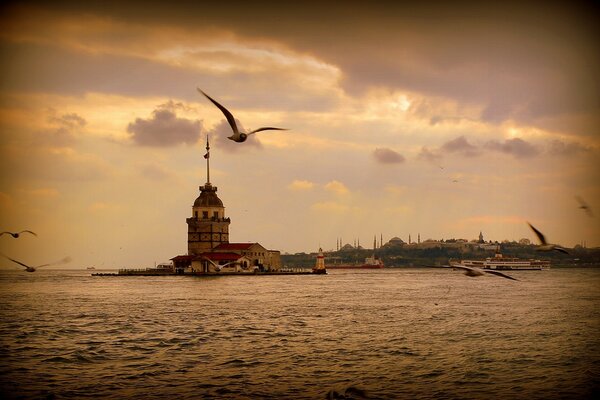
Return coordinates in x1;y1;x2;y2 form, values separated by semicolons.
201;257;238;272
1;230;37;238
527;222;569;254
197;88;288;143
575;196;593;217
442;264;518;281
1;253;72;272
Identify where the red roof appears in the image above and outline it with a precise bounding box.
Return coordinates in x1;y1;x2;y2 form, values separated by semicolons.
194;252;243;261
213;243;256;251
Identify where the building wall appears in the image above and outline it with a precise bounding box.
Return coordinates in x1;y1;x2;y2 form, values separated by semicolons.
187;217;230;255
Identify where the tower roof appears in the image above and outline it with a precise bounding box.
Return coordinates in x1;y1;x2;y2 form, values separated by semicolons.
193;183;224;208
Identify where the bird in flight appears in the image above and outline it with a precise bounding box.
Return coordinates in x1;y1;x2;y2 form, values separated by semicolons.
1;253;71;272
197;88;288;143
575;196;594;217
1;230;37;238
440;264;518;281
527;222;569;254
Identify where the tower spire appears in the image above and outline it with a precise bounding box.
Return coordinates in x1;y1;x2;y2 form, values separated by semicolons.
204;135;211;184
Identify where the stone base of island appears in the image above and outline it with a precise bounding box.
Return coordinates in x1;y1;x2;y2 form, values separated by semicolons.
92;266;315;277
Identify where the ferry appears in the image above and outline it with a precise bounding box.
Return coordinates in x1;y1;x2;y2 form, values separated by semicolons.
450;252;550;271
327;255;384;269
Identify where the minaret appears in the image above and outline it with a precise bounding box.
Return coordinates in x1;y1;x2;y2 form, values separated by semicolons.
409;234;411;244
373;235;377;250
186;136;231;255
418;233;421;244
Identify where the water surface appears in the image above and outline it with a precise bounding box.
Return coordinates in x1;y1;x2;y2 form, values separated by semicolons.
1;268;599;399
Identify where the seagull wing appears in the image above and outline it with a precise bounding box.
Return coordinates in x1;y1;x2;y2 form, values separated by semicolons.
197;88;239;134
553;246;570;255
20;230;37;237
247;127;288;135
483;270;519;281
36;256;72;269
527;222;547;245
0;253;31;269
575;196;594;217
428;264;483;277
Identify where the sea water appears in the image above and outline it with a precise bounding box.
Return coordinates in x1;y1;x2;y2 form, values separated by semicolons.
0;268;599;399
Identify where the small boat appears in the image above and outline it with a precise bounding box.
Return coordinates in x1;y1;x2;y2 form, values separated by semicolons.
86;267;96;270
327;255;384;269
450;252;549;271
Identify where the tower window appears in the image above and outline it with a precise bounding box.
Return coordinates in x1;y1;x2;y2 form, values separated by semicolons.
202;211;209;219
194;211;198;218
213;211;219;219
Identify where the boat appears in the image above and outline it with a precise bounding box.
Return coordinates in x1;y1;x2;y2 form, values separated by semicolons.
327;255;384;269
450;252;550;271
86;267;95;270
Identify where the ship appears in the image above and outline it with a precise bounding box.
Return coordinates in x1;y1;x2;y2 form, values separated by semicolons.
450;252;550;271
327;255;384;269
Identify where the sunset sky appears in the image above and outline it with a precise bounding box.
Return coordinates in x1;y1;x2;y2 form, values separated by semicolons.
0;1;598;268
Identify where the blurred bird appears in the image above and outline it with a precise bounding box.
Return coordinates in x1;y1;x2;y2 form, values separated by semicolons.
197;88;288;142
202;258;238;272
443;264;518;281
527;222;569;254
1;253;71;272
1;230;37;238
575;196;593;217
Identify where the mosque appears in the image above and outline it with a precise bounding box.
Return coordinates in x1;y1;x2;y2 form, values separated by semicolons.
171;138;281;274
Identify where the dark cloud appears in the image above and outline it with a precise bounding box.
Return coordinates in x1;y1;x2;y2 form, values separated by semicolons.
3;2;598;135
127;103;201;147
209;119;262;153
441;136;480;157
547;139;593;156
0;41;338;113
484;138;539;159
373;148;405;164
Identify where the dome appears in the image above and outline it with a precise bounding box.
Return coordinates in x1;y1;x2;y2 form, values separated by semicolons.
193;184;224;208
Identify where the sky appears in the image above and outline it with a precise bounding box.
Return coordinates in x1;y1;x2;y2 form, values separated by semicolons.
0;1;598;268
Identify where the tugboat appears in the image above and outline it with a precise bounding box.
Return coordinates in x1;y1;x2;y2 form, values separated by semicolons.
312;248;327;274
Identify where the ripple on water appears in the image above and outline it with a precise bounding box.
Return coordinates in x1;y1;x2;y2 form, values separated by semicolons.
0;268;599;399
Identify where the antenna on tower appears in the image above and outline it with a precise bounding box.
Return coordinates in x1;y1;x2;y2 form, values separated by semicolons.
204;135;211;184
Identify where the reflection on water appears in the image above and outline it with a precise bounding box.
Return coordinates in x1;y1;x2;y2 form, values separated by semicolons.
0;268;599;399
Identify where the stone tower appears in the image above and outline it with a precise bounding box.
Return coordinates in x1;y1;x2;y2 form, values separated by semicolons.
186;137;230;255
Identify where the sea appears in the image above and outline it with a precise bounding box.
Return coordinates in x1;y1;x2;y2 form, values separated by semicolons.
0;267;599;400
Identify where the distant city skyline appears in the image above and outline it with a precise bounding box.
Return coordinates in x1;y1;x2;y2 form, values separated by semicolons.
0;2;598;268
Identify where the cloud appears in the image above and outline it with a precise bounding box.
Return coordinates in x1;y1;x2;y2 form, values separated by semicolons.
417;146;442;163
373;147;405;164
324;180;349;195
288;180;315;191
484;138;539;159
41;110;87;146
127;103;201;146
547;139;593;156
441;136;480;157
